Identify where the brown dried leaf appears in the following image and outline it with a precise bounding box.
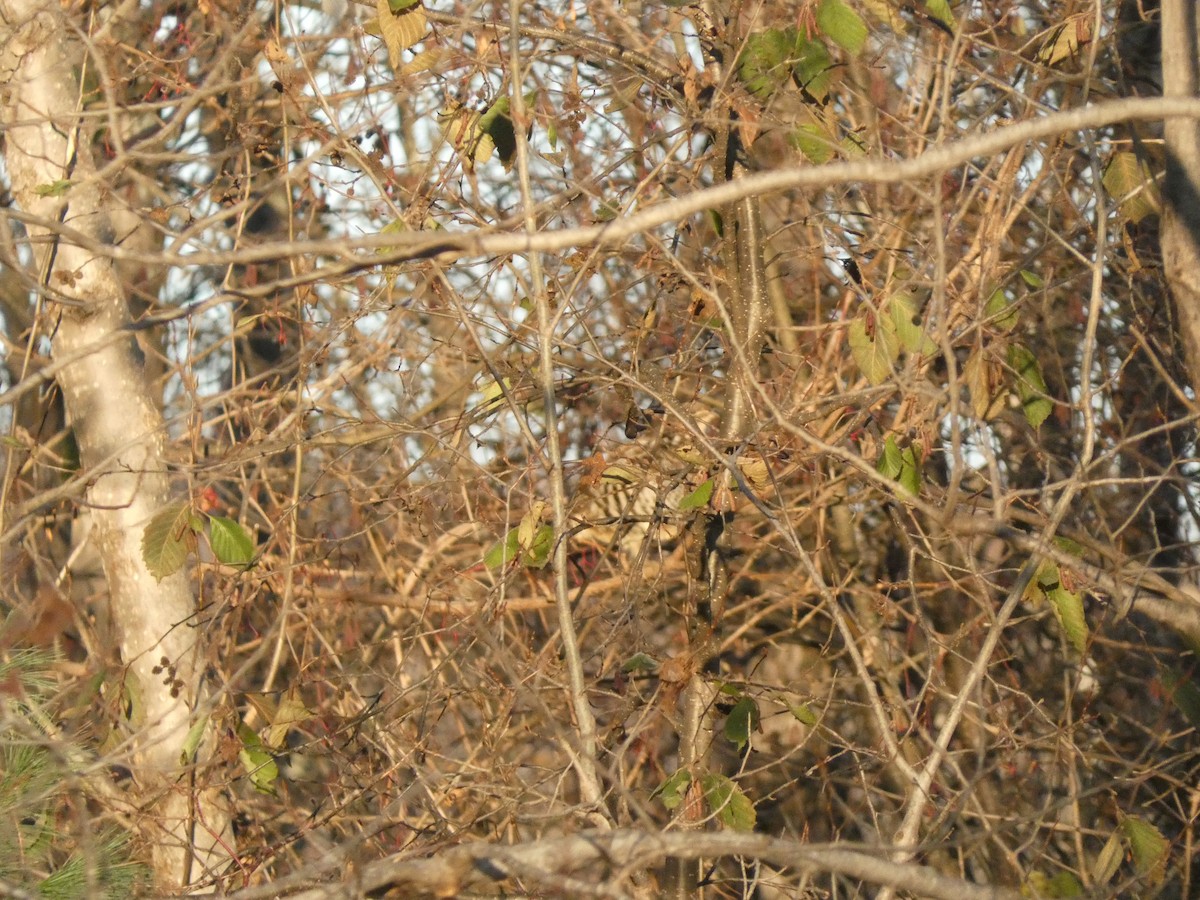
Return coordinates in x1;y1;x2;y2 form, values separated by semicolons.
577;453;608;490
658;653;694;685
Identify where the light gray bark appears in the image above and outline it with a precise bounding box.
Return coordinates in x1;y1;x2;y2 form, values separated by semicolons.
0;0;231;888
265;827;1022;900
1160;0;1200;391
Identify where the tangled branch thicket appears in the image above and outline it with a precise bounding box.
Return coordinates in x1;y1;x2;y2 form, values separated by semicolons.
2;0;1199;896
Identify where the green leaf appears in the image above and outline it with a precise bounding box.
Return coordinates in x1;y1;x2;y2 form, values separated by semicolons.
1007;344;1053;427
499;501;555;568
476;92;536;170
208;515;255;568
386;0;420;10
890;292;936;355
1103;151;1160;224
983;288;1018;331
897;444;921;496
484;528;521;569
738;28;797;100
700;773;757;832
655;769;692;810
678;479;714;511
475;95;510;132
1051;872;1085;897
789;703;818;726
876;436;920;496
849;310;899;384
924;0;955;32
1121;816;1169;886
1054;536;1085;556
1027;557;1087;653
1046;583;1087;654
1162;669;1200;729
119;671;146;728
34;180;72;197
723;696;760;752
817;0;868;55
1025;557;1058;602
593;199;621;222
521;524;555;568
142;502;198;581
622;652;658;673
237;722;280;795
738;29;833;103
1019;268;1044;289
842;131;868;156
1025;871;1084;897
788;123;835;164
877;434;903;479
791;37;834;101
179;715;209;766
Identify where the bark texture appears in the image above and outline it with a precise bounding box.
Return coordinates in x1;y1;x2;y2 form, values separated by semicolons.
0;0;231;888
1160;0;1200;391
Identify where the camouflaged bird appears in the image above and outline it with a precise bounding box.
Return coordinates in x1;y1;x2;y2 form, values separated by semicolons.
569;405;722;559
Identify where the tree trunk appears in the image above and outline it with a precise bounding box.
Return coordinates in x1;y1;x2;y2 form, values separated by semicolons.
0;0;232;888
1160;0;1200;391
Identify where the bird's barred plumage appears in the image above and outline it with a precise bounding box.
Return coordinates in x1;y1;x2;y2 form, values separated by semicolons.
569;405;721;558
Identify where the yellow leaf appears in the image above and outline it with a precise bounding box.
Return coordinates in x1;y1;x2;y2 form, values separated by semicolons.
1092;828;1123;886
1036;14;1092;68
963;350;1006;421
672;442;709;466
439;101;495;170
737;455;770;489
860;0;905;31
600;464;641;485
376;0;427;70
401;47;443;76
475;376;510;414
849;311;899;385
265;691;313;751
518;500;548;550
1103;151;1161;224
